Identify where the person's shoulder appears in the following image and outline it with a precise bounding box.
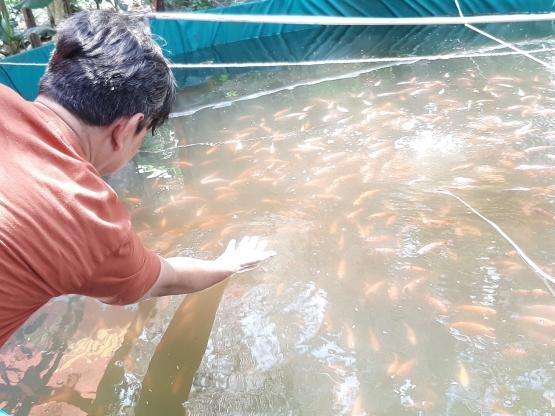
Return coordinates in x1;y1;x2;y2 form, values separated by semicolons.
0;84;36;119
0;83;25;101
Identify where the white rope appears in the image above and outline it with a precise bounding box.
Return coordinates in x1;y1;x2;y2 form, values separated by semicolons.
3;12;553;70
166;45;555;118
145;11;555;26
465;24;555;70
0;62;48;66
165;46;555;68
3;45;552;68
452;0;465;18
139;133;275;153
453;0;555;70
169;60;412;118
437;190;555;296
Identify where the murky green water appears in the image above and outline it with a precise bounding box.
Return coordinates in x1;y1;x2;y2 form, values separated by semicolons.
3;26;555;416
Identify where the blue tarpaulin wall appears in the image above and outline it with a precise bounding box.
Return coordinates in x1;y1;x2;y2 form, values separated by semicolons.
0;0;554;100
0;43;53;101
151;0;555;57
166;20;555;90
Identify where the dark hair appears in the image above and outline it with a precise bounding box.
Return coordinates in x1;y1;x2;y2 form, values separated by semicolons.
39;10;175;134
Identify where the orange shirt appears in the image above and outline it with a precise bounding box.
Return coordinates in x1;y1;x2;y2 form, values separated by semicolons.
0;84;161;347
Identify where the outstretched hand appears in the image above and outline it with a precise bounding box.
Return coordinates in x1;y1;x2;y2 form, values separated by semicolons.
215;236;277;274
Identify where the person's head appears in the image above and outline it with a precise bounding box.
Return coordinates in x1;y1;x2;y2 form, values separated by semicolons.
39;10;175;136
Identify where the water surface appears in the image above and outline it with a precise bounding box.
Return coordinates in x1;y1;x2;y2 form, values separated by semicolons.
2;25;555;416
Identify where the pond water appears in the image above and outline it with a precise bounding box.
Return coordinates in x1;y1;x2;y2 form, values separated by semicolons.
2;23;555;416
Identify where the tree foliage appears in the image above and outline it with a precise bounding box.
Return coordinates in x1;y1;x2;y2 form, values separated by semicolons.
13;0;53;11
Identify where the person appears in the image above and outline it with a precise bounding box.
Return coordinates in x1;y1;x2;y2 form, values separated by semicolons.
0;10;276;348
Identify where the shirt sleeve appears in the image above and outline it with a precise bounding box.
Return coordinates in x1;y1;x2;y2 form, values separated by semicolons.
79;231;161;305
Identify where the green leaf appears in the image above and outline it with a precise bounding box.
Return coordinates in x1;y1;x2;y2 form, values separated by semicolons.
0;16;22;43
0;14;8;44
23;24;56;38
69;0;82;13
114;0;128;11
13;0;54;11
0;25;8;44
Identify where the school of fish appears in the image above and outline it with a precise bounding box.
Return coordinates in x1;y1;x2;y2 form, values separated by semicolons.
110;49;555;415
106;49;555;415
71;40;555;415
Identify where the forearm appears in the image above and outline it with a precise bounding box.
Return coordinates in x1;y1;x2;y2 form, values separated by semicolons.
138;236;276;302
141;256;233;300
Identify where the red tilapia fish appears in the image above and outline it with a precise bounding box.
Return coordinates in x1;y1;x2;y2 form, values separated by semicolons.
532;207;555;220
353;190;382;206
455;305;497;316
417;240;453;255
516;165;555;172
517;316;555;329
450;322;495;336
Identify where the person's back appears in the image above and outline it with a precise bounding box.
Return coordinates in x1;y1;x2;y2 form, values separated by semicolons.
0;84;162;347
0;10;275;349
0;11;174;346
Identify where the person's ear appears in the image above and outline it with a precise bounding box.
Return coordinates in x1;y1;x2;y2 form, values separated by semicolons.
112;113;145;151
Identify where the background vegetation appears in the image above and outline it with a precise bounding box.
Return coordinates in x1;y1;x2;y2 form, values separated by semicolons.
0;0;257;56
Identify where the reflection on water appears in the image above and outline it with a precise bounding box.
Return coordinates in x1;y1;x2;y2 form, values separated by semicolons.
3;32;555;415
